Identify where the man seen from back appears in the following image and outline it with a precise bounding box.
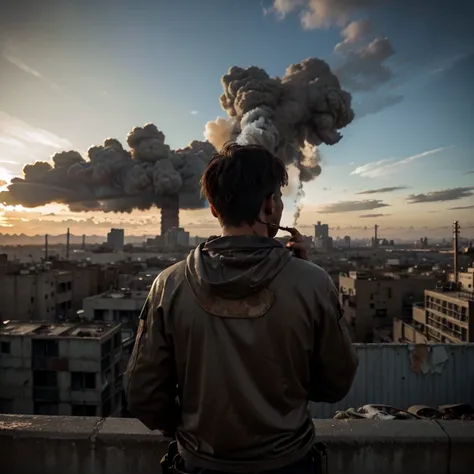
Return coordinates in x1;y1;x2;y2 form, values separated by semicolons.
126;143;358;474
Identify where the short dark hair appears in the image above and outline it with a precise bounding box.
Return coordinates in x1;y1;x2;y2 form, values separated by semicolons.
201;143;288;227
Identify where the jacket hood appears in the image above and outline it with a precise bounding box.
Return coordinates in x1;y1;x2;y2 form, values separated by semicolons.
185;235;292;299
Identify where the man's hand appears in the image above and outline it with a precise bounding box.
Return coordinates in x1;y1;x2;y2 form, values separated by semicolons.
286;230;309;260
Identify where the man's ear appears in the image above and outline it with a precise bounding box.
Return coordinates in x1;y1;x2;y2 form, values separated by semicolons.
262;193;276;216
210;204;218;218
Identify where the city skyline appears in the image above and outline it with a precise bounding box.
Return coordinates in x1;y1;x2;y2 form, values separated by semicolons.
1;0;473;239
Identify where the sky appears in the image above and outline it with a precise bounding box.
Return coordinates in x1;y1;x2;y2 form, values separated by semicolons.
0;0;473;241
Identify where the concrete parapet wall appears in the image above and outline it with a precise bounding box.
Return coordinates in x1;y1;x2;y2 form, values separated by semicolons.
0;415;473;474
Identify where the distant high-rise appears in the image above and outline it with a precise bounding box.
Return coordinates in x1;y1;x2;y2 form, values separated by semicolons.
107;229;125;250
314;221;332;251
314;221;329;240
163;227;190;248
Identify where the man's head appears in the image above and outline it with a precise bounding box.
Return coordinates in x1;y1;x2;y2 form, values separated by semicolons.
201;143;288;238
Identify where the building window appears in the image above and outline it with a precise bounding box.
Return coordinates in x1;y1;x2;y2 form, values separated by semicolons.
33;371;58;388
32;340;59;357
34;402;59;415
71;372;96;390
1;341;10;354
370;303;374;309
30;296;35;304
71;404;97;416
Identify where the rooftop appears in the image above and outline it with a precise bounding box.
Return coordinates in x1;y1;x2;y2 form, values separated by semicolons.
85;289;149;301
427;289;474;303
0;320;121;340
1;415;473;474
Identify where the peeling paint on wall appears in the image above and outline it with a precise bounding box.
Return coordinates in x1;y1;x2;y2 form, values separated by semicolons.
409;344;449;375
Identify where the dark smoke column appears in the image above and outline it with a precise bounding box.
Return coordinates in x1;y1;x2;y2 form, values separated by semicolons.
161;194;180;236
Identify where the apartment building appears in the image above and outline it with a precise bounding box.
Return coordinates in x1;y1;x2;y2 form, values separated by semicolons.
448;267;474;292
339;271;436;342
0;320;122;416
82;289;148;342
394;289;474;343
0;264;73;322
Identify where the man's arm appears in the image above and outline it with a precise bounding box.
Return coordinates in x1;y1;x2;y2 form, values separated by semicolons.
309;275;358;403
125;280;179;433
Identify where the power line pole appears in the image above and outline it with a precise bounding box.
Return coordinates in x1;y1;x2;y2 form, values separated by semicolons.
453;221;460;287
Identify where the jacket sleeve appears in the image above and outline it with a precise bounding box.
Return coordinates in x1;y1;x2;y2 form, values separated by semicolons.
125;280;179;433
309;274;358;403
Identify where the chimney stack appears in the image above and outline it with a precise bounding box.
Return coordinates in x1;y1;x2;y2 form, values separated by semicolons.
82;234;86;250
66;228;70;260
45;234;48;261
161;194;180;237
372;224;379;248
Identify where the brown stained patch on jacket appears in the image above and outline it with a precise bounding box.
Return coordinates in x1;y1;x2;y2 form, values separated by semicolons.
190;284;275;318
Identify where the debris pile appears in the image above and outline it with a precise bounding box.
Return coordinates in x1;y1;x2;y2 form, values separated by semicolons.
334;403;474;420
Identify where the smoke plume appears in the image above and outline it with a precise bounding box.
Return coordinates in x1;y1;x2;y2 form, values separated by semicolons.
0;124;215;212
204;57;354;224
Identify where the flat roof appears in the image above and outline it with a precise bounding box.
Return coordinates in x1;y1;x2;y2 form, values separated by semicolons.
85;290;148;301
426;290;474;303
0;320;121;340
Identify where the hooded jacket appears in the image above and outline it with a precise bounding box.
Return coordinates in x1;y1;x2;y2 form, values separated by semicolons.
126;236;358;473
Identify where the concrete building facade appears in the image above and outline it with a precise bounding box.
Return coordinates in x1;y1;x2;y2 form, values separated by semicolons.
0;266;73;322
163;227;190;248
82;290;148;342
339;271;436;342
394;289;474;343
448;267;474;292
0;321;122;417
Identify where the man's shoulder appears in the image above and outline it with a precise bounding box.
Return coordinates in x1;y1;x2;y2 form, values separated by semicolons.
155;260;186;287
285;256;331;284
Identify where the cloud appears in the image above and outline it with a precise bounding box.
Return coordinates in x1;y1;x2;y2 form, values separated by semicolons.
407;187;474;204
335;36;395;92
269;0;379;29
0;111;73;151
449;205;474;210
334;19;373;52
466;170;474;175
190;110;199;115
320;199;389;213
331;19;402;114
355;94;404;118
356;186;408;195
2;49;42;78
359;213;390;218
1;39;60;90
351;146;452;178
267;5;401;113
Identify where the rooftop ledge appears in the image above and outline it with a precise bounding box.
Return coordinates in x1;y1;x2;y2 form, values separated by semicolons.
1;415;473;474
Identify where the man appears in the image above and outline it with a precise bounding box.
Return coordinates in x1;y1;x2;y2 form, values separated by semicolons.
126;143;358;474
